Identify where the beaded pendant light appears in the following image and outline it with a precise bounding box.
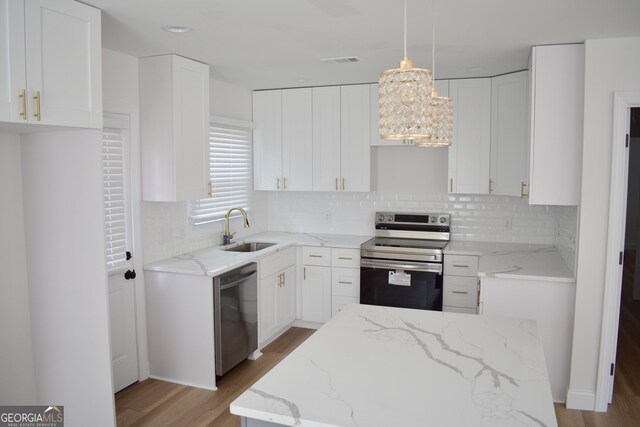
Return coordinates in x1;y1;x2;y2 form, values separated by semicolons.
415;0;454;147
379;0;433;140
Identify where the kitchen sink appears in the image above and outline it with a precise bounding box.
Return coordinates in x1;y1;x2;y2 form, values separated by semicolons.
222;242;276;252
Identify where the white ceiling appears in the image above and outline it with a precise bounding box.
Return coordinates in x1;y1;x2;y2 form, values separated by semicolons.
84;0;640;90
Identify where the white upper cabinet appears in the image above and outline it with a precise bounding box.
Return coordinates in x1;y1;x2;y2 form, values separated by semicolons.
140;55;210;202
253;90;283;191
253;88;313;191
340;84;371;192
448;78;492;194
528;44;584;206
0;0;102;128
490;71;529;197
312;86;341;191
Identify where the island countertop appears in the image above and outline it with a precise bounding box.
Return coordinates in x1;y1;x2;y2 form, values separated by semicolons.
230;304;557;427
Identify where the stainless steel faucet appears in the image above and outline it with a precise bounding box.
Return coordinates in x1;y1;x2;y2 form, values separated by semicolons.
223;207;250;245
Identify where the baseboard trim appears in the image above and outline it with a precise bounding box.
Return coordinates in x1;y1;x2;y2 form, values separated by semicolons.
566;389;596;411
147;375;217;391
291;319;324;330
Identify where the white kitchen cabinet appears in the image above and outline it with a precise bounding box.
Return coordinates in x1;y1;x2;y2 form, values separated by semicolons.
528;44;584;206
302;265;332;323
0;0;102;128
259;248;296;345
312;85;371;192
145;271;216;390
490;71;529;197
253;88;313;191
443;254;479;313
370;80;449;147
253;90;282;191
140;55;210;202
479;276;576;402
448;78;491;194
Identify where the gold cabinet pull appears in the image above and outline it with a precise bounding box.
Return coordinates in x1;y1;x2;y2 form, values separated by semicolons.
303;267;307;280
19;89;26;120
277;177;280;190
33;91;41;121
452;290;469;295
452;264;469;268
477;279;481;306
282;272;285;286
283;177;287;190
207;181;213;197
335;178;339;191
338;257;352;260
489;178;494;193
338;281;352;285
309;254;323;258
449;178;453;193
520;181;529;197
342;177;345;191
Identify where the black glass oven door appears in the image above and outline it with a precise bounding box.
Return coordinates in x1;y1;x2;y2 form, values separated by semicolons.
360;259;443;311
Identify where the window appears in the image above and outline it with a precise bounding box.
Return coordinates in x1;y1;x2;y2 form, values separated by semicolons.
190;122;252;225
102;113;132;271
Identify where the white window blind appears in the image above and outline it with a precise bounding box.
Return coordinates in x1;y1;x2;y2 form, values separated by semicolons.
191;123;252;225
103;114;131;271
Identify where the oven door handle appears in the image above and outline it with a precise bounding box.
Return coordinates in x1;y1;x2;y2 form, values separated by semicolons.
360;259;442;274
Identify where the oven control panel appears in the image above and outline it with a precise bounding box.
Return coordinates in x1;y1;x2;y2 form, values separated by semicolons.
375;212;450;226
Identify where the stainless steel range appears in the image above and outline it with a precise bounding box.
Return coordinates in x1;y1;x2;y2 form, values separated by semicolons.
360;212;450;311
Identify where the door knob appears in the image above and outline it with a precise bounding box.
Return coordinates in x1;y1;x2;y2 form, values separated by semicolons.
124;269;136;280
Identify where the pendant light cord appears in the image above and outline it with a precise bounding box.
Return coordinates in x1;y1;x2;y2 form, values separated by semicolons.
432;0;436;80
403;0;407;58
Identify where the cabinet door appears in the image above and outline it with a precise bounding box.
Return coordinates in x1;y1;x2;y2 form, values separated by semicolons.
259;273;278;344
172;56;210;201
529;44;584;206
490;71;528;197
0;0;26;123
312;86;341;191
253;90;283;191
24;0;102;128
277;265;296;328
282;88;313;191
302;265;332;323
448;78;491;194
340;84;371;192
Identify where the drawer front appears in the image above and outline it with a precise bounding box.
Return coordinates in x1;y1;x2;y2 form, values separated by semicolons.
331;248;360;269
444;255;479;277
443;275;478;308
259;247;296;279
443;305;478;315
331;267;360;297
302;246;332;267
332;296;360;317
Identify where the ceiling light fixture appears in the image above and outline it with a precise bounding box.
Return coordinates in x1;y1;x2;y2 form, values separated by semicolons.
378;0;433;140
415;0;453;147
162;26;194;34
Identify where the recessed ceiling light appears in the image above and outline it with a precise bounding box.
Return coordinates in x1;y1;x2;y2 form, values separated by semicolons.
162;26;194;34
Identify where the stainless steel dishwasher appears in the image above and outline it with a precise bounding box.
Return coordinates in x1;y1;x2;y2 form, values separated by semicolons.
213;262;258;376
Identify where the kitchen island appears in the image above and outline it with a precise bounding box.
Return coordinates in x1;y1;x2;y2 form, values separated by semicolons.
231;304;557;427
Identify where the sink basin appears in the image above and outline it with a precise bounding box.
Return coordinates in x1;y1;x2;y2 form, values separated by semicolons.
222;242;276;253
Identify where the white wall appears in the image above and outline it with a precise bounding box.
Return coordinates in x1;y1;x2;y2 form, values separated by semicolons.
0;134;37;405
21;130;115;425
568;37;640;409
102;48;139;105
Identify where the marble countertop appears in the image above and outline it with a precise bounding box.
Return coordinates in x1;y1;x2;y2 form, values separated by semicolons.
143;232;372;277
445;241;575;283
230;304;557;427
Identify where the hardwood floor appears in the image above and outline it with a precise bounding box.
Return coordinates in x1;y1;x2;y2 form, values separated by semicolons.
118;267;640;427
115;327;315;427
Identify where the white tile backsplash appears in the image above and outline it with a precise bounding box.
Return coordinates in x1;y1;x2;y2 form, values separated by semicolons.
554;205;578;275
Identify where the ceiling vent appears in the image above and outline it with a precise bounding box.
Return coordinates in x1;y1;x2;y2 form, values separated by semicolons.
320;56;360;64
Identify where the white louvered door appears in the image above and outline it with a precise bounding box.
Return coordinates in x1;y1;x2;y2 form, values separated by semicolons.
103;112;138;393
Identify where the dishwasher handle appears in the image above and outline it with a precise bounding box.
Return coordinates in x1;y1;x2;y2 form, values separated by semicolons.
219;276;253;291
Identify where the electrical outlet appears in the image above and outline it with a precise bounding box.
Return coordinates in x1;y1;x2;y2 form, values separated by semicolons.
324;210;332;224
505;219;512;230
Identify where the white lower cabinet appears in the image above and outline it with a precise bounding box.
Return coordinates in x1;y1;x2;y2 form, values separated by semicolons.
302;265;332;323
259;248;296;345
331;266;360;316
479;276;576;403
443;254;479;314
